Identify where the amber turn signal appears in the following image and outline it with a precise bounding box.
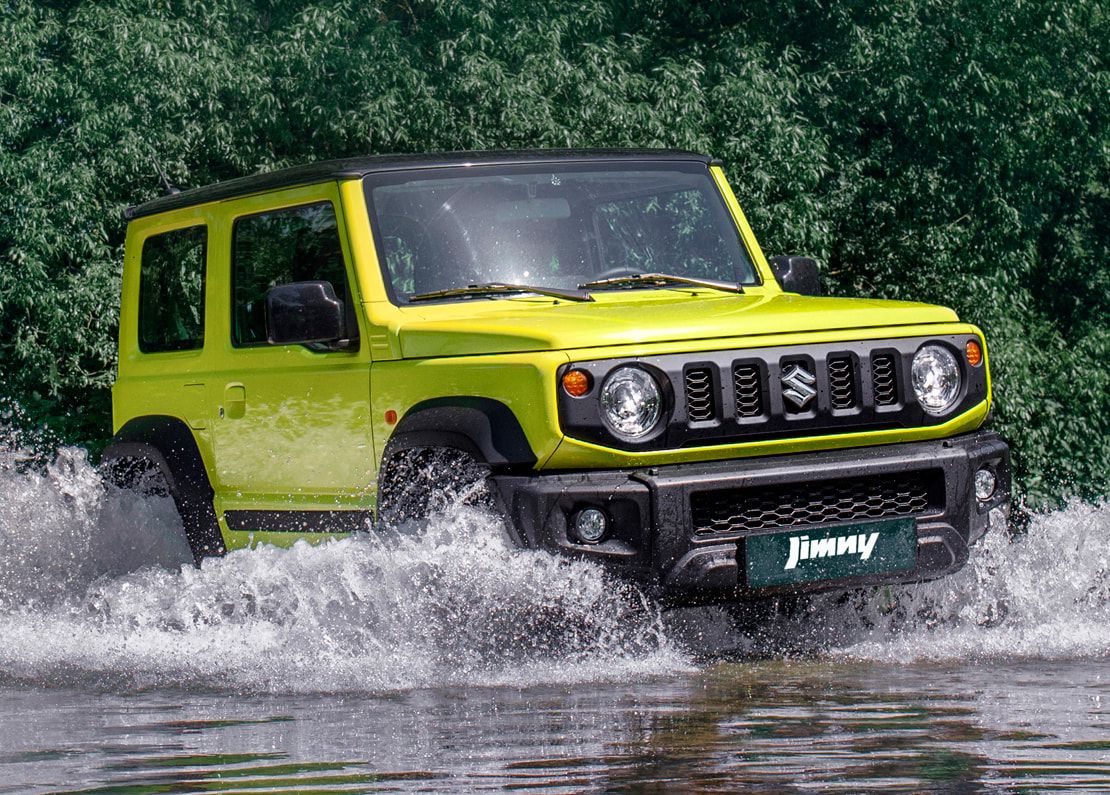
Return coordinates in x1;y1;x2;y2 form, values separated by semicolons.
965;339;983;367
562;369;592;397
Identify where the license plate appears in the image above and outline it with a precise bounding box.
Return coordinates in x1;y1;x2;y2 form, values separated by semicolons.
744;517;917;589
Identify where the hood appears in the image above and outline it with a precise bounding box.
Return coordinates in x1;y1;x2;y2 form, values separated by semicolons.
394;292;960;359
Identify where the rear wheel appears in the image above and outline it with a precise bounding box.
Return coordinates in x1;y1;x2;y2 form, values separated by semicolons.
102;454;225;565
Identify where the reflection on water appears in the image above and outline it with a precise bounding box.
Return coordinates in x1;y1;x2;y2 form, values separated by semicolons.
3;660;1110;793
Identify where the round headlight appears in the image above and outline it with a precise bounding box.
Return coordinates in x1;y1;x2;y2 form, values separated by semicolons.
911;344;961;415
599;366;663;440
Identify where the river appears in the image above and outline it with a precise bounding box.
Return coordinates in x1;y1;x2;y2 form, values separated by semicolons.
1;445;1108;792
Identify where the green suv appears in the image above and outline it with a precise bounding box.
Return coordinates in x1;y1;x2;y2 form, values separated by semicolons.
104;149;1010;605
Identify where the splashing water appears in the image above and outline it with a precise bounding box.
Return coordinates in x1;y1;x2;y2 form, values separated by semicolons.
1;436;1107;694
0;443;685;693
821;501;1110;661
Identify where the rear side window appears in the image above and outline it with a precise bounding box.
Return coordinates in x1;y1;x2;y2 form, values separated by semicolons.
138;225;207;353
231;202;353;346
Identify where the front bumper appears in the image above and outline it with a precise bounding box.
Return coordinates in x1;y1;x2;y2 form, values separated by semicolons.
491;430;1010;604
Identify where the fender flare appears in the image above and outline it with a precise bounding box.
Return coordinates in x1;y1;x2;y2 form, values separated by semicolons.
382;397;537;469
101;415;225;563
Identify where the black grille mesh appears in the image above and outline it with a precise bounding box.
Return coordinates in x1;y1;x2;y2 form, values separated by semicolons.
827;355;857;410
680;348;907;428
684;367;716;422
733;362;764;418
691;471;942;535
872;353;899;406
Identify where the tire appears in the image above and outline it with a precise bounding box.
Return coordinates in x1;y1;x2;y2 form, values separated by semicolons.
101;453;225;565
376;447;503;528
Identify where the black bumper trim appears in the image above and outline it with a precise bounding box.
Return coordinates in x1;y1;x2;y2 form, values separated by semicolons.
224;509;372;534
491;430;1010;604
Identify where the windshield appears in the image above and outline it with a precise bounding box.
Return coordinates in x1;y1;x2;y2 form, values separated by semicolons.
364;162;759;303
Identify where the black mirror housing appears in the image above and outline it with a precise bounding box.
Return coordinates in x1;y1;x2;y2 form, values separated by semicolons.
768;256;822;296
266;281;345;346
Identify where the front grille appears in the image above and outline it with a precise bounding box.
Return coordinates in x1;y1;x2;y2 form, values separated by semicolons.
872;353;899;406
733;362;764;418
558;334;986;451
683;347;905;429
690;470;943;536
827;355;857;410
684;367;716;422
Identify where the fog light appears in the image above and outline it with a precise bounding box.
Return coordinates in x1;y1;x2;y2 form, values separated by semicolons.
975;468;997;501
573;508;608;544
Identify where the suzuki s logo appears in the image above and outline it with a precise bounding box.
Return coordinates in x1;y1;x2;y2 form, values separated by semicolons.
781;363;817;409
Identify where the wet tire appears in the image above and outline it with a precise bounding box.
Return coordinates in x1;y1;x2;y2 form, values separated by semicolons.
101;454;225;565
376;447;502;528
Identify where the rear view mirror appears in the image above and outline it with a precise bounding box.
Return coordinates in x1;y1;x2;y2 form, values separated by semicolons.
768;256;822;296
495;198;572;221
266;281;345;346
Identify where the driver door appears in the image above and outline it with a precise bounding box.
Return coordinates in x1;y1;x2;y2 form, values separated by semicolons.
206;184;375;542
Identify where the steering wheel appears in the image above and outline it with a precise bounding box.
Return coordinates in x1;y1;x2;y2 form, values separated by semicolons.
591;267;644;281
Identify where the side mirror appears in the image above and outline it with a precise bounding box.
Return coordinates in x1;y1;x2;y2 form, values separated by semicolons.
265;281;345;346
768;255;822;296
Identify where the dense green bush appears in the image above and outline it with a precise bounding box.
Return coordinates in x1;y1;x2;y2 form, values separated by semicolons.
0;0;1106;503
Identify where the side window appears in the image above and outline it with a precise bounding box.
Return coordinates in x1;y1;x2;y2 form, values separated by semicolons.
231;202;355;347
139;225;207;353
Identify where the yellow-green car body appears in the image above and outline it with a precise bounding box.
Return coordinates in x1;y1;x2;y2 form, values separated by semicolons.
107;150;1010;603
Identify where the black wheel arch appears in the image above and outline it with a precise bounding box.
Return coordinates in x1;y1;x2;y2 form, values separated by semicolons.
377;397;534;546
382;397;537;469
101;415;226;564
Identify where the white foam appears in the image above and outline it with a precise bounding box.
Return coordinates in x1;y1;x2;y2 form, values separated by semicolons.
0;445;688;693
2;437;1108;691
823;501;1110;662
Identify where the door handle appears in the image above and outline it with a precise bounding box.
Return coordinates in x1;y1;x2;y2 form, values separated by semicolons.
223;383;246;420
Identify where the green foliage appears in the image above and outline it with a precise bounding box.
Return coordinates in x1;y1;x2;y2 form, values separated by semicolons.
0;0;1106;503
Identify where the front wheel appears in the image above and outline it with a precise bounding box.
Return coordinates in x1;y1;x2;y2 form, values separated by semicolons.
376;447;504;529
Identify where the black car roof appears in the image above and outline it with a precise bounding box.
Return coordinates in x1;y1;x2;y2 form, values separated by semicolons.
123;148;717;220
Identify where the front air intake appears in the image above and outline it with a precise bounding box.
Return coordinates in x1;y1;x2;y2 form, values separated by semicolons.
827;354;858;410
684;367;716;422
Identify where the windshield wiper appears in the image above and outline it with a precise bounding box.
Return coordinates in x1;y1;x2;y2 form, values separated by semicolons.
577;272;744;294
408;282;594;303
